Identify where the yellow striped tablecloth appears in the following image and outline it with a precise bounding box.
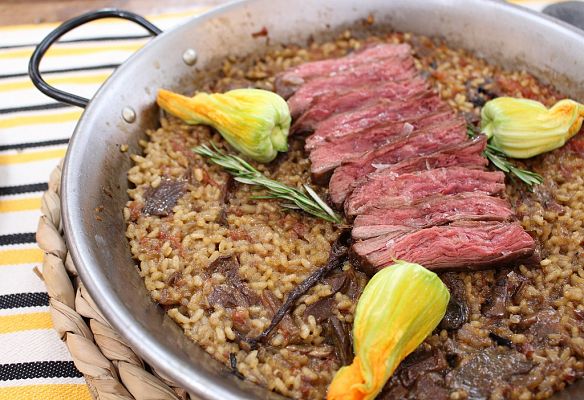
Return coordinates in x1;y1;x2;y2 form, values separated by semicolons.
0;7;208;400
0;1;569;399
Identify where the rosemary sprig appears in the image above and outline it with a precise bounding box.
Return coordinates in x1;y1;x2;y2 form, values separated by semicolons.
194;143;342;224
467;126;543;186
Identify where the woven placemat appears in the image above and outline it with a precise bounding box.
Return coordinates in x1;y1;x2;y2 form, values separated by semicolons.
36;160;192;400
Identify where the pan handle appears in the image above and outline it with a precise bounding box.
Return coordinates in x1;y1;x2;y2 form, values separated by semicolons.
28;9;162;109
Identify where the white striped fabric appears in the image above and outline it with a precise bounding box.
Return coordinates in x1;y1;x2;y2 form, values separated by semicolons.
0;265;47;296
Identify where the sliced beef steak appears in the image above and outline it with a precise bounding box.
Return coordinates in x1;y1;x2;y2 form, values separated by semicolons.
292;78;428;133
352;193;514;240
275;43;412;99
287;58;416;119
305;91;447;150
371;134;488;176
329;122;469;209
352;221;536;275
344;167;506;217
309;111;456;184
282;42;538;277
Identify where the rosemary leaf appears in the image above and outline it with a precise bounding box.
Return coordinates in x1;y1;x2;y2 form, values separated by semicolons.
280;204;302;210
483;149;511;173
234;177;259;186
193;144;342;224
467;125;543;186
304;184;339;222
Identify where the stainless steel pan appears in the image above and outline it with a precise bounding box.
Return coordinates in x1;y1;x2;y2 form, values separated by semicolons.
29;1;584;398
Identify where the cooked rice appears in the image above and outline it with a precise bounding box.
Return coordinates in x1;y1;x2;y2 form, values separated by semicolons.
125;29;584;399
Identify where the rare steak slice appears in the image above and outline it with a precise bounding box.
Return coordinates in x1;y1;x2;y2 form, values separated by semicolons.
287;58;417;119
305;91;447;151
275;43;412;99
351;221;536;275
352;193;514;240
375;134;488;176
329;121;469;209
309;111;455;184
344;167;506;217
292;77;428;133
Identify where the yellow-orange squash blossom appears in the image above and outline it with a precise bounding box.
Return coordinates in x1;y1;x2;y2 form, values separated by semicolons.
481;97;584;158
327;261;449;400
157;88;290;163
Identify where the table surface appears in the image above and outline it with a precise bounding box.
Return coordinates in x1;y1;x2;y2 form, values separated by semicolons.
0;0;227;25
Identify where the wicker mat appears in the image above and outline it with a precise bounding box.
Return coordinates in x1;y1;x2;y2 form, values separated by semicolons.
36;161;192;400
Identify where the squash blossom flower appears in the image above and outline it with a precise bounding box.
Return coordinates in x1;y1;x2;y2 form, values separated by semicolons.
481;97;584;159
327;261;449;400
157;88;291;163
